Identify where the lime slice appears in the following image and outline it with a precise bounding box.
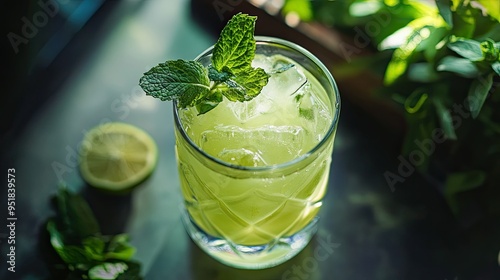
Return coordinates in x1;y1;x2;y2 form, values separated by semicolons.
79;122;158;192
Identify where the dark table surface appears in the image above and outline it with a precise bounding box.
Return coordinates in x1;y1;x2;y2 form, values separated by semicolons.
2;1;500;279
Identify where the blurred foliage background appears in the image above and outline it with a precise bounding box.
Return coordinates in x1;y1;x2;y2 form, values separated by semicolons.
283;0;500;226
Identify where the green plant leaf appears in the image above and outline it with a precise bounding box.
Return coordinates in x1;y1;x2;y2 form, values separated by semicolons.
444;170;487;215
451;1;476;38
492;62;500;75
87;261;143;280
283;0;313;21
468;73;494;118
212;13;257;74
384;16;444;85
207;66;231;82
139;60;210;108
403;0;439;18
88;262;129;280
408;63;440;82
422;27;449;61
83;236;106;261
384;50;409;85
448;38;483;61
476;0;500;22
195;91;223;115
215;67;269;102
46;188;142;279
349;1;383;17
115;261;142;280
47;219;93;265
433;98;457;140
400;91;434;170
435;0;453;27
436;56;480;78
445;170;486;195
105;234;136;261
57;187;100;239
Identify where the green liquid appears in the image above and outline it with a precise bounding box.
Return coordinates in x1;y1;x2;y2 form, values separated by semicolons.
176;55;335;245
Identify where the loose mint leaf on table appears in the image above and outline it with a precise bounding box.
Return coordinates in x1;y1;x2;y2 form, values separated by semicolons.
47;219;93;265
88;261;143;280
56;188;100;240
45;187;142;279
105;234;137;260
139;13;269;114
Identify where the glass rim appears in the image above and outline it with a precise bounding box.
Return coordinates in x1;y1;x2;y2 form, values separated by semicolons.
173;36;341;172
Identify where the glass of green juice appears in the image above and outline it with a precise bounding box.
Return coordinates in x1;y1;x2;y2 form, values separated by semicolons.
173;36;340;269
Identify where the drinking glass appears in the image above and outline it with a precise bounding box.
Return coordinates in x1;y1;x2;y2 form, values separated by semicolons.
173;36;340;269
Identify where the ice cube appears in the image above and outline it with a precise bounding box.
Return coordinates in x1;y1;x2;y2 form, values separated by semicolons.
199;125;307;165
297;84;332;141
218;148;268;167
267;59;308;97
226;94;275;123
225;60;309;124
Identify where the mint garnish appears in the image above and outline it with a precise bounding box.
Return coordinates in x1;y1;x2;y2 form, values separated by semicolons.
212;14;257;74
139;13;269;114
140;60;210;108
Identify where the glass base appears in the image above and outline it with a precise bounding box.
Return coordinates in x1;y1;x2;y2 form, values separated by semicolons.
181;208;319;270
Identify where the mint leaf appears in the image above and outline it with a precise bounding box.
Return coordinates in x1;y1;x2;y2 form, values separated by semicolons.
444;170;486;215
83;236;106;261
57;187;100;239
468;73;494;119
299;108;314;120
88;261;143;280
433;98;457;140
45;189;142;279
196;91;223;115
47;219;93;265
140;60;210;108
88;262;128;280
104;234;136;261
208;66;231;82
408;63;439;83
445;170;486;195
435;0;453;27
214;67;269;102
436;56;480;78
212;13;257;74
448;38;483;61
492;62;500;75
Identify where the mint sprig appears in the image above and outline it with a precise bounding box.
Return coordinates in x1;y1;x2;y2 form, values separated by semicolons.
44;187;142;279
139;13;269;114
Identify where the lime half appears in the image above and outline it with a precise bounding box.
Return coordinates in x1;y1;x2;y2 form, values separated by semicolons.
79;122;158;192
